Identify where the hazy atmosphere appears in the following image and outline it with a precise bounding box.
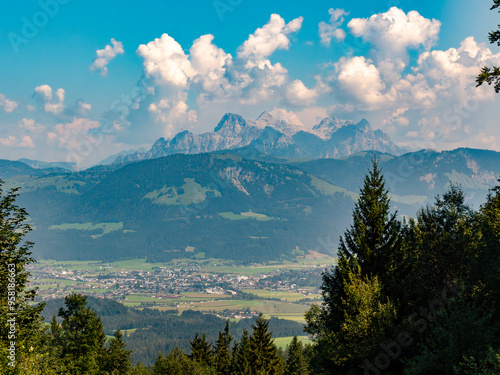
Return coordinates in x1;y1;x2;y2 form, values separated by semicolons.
1;1;500;374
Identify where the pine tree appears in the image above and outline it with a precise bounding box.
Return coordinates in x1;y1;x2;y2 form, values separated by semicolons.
154;347;214;375
305;159;403;374
101;329;132;375
56;293;107;374
189;332;214;368
249;314;284;375
214;320;233;374
0;182;45;374
233;329;252;375
284;336;308;375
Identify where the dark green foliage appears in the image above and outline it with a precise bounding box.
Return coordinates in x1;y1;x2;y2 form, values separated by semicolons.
476;1;500;92
284;336;309;375
233;329;253;375
305;159;403;373
54;293;107;374
41;298;305;366
101;330;133;375
0;181;45;373
189;333;214;367
152;347;214;375
213;321;232;374
249;314;284;375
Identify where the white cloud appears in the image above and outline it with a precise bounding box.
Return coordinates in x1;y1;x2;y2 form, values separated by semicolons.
348;7;441;59
33;84;91;118
90;38;124;76
0;136;17;146
286;80;320;106
0;94;18;113
34;85;65;115
128;13;314;140
269;107;304;126
53;117;100;144
237;14;303;67
0;135;34;148
19;135;34;148
336;56;387;109
319;8;349;46
18;118;45;133
137;34;194;87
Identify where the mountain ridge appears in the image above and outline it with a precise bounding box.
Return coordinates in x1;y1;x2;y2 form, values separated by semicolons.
116;112;407;163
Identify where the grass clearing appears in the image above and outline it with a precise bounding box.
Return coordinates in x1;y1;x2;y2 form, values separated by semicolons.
219;210;274;221
309;174;358;201
273;336;312;349
49;222;124;239
143;178;221;205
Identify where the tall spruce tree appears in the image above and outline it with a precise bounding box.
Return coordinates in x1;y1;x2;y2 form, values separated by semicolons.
101;329;132;375
305;158;403;374
233;329;252;375
284;335;309;375
55;293;107;374
189;332;214;368
249;314;284;375
214;320;233;374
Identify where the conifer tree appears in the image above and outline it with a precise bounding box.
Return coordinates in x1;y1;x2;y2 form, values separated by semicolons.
189;332;214;368
233;329;252;375
101;329;132;375
249;314;284;375
56;293;107;374
214;320;232;374
284;336;308;375
305;159;403;374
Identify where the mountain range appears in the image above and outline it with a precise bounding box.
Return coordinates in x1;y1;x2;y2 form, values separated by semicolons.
116;112;407;163
1;145;499;262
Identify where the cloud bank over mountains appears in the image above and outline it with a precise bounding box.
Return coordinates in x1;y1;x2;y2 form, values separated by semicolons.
1;7;500;165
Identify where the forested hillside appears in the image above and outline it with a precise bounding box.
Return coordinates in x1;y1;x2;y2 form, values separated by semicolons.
1;161;499;374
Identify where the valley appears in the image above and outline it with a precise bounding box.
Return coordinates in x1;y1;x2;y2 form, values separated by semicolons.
29;256;335;323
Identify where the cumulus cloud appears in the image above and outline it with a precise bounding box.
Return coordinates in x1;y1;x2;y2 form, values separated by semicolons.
49;117;100;148
18;118;45;133
319;8;349;46
335;56;387;109
0;136;17;146
90;38;124;76
0;135;34;148
19;135;34;148
138;34;194;88
348;7;441;59
286;80;320;106
269;107;304;126
34;85;65;115
237;14;303;67
128;13;314;139
0;94;18;113
33;84;91;118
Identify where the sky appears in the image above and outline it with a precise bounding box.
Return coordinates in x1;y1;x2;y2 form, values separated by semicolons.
0;0;499;166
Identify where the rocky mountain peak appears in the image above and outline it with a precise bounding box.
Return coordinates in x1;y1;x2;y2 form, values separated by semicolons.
312;116;354;140
214;113;247;133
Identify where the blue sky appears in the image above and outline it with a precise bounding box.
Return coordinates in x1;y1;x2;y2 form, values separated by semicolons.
0;0;499;166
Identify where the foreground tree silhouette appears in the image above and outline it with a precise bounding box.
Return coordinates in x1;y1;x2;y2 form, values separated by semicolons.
0;181;45;374
53;293;107;374
477;0;500;92
305;159;404;373
284;335;309;375
249;314;284;375
214;321;233;374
